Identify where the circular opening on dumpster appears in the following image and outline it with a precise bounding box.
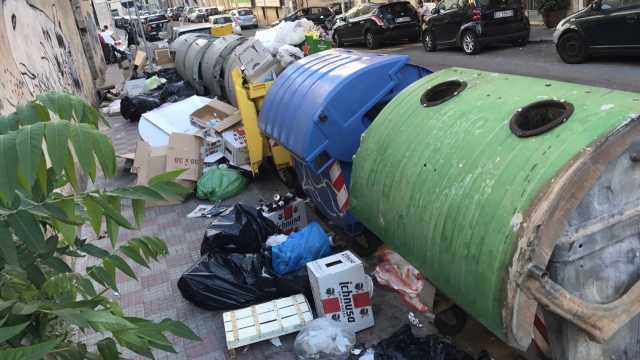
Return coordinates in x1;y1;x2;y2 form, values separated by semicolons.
510;100;574;138
420;80;467;107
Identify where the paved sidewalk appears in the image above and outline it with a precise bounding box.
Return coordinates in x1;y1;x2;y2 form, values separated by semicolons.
530;25;554;43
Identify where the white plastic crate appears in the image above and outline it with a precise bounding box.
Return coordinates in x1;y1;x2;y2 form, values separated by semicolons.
223;294;313;350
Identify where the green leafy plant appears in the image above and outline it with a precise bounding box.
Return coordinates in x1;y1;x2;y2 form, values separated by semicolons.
0;92;199;359
537;0;569;12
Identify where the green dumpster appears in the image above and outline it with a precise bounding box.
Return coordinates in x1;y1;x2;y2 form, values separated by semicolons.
351;68;640;356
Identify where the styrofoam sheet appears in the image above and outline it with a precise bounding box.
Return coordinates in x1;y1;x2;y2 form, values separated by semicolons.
138;95;210;147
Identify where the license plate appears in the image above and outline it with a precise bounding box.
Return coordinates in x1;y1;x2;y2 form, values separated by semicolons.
494;10;514;18
396;16;411;23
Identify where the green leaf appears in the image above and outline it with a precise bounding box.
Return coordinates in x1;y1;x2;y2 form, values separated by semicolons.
86;194;134;230
88;266;117;292
8;210;46;254
15;102;50;126
16;123;45;188
43;257;72;273
37;92;73;120
0;132;18;203
97;338;119;360
0;322;29;342
105;196;120;247
148;169;187;186
0;300;16;312
12;302;41;315
49;199;77;246
0;221;18;266
160;319;201;341
108;186;166;201
114;332;154;358
84;310;135;332
109;255;136;280
25;263;46;288
119;244;149;269
75;277;97;298
78;243;110;259
44;121;70;175
52;308;90;328
102;259;118;291
63;147;78;191
0;337;60;360
82;196;102;236
0;113;19;134
92;132;116;177
148;181;191;198
69;125;96;182
132;199;145;228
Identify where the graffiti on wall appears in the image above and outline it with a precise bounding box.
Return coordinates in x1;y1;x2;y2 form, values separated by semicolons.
1;0;85;110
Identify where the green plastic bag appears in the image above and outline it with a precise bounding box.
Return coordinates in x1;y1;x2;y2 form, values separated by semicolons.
143;76;167;93
197;165;247;202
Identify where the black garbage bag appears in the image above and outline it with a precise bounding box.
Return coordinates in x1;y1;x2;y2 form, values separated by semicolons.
159;81;196;103
177;252;311;310
120;95;162;122
200;204;279;255
374;325;475;360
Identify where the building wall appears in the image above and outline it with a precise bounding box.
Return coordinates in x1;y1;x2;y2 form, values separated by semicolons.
0;0;98;114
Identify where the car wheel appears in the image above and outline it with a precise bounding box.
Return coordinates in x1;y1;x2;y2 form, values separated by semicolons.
423;31;436;52
365;31;381;50
557;32;588;64
512;37;528;47
333;32;344;48
461;30;480;55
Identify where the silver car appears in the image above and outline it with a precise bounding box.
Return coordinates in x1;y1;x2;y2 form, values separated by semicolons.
229;9;258;29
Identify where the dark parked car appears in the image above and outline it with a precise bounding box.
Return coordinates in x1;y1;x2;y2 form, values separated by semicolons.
273;7;334;26
144;14;169;41
553;0;640;63
332;2;420;49
422;0;530;55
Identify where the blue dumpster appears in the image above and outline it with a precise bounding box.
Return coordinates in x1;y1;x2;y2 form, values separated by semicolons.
260;49;430;232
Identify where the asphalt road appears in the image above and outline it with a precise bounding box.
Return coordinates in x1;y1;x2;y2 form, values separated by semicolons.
351;39;640;92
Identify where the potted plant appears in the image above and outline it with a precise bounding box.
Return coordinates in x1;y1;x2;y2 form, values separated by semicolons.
537;0;570;28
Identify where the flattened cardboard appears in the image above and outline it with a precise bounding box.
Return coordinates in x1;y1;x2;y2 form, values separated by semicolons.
166;133;203;181
212;112;241;133
190;99;238;129
134;50;147;67
155;48;173;66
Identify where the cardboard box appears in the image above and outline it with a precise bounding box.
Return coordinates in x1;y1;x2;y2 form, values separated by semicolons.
134;50;147;67
190;99;238;129
166;133;203;181
259;198;308;234
197;129;224;163
307;251;374;333
222;127;249;166
133;141;193;207
155;48;173;66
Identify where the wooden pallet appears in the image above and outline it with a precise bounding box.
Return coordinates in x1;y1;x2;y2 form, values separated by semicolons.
223;294;313;350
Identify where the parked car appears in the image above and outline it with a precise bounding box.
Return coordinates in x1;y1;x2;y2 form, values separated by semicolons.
143;14;168;41
332;2;420;49
229;8;259;28
209;14;242;34
422;0;530;55
273;7;334;26
184;7;197;22
190;7;219;22
166;23;213;43
171;6;184;21
553;0;640;63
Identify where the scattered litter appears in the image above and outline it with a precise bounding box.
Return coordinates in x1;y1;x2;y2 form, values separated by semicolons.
276;45;304;67
272;222;331;276
201;204;278;255
120;95;162;122
371;325;478;360
101;99;122;116
307;251;375;333
266;234;288;248
187;203;230;218
270;337;282;347
255;19;315;54
138;95;209;146
373;248;434;313
294;317;356;360
143;75;167;93
125;78;147;96
224;294;312;350
196;165;247;203
258;193;308;234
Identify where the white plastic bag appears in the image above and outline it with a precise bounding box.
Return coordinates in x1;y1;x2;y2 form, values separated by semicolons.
294;317;356;360
256;19;316;54
277;45;305;67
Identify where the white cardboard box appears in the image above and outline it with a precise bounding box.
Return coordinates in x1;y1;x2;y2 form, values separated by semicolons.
259;198;308;234
222;127;249;166
306;251;374;333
